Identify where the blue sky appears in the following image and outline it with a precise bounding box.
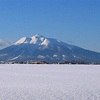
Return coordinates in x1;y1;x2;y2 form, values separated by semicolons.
0;0;100;52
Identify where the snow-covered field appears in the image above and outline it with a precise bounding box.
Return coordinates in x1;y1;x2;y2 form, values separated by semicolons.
0;64;100;100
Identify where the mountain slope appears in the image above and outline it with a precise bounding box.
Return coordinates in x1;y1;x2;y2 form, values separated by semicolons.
0;34;100;63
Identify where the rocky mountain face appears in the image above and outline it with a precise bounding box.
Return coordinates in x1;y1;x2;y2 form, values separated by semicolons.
0;34;100;63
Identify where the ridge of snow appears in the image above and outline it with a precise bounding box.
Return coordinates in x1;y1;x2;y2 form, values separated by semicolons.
10;55;21;61
9;51;25;61
41;39;50;46
14;34;50;46
14;37;31;45
31;34;45;44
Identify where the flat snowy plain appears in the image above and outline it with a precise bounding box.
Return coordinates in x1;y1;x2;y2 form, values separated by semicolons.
0;64;100;100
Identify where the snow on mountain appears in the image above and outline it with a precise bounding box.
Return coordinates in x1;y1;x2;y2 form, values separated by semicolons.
14;37;31;45
15;34;50;47
0;34;100;63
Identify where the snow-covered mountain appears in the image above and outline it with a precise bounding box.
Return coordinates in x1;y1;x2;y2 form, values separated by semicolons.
0;39;13;50
0;34;100;63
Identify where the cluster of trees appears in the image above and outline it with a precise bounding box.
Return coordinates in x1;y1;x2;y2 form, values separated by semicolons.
0;60;100;64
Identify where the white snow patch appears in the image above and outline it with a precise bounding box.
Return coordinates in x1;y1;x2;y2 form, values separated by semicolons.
62;55;67;58
10;51;25;60
53;55;58;58
30;36;38;44
37;55;45;59
41;39;50;46
31;34;45;44
10;55;20;60
57;40;61;43
15;37;30;45
72;55;80;59
68;47;73;50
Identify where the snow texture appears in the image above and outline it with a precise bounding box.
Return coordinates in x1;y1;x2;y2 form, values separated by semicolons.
15;34;49;46
0;64;100;100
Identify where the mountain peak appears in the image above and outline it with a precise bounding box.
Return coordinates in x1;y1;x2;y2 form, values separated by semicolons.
31;34;44;39
34;34;41;37
0;35;100;63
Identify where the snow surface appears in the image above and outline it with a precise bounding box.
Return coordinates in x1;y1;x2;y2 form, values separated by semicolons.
0;64;100;100
14;34;49;46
